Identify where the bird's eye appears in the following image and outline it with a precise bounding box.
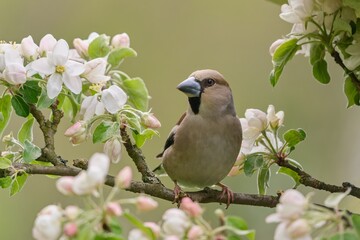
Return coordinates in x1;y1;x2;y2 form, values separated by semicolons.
204;78;215;87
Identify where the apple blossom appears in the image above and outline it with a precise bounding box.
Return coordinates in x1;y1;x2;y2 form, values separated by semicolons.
104;137;122;163
64;205;80;220
106;202;123;216
39;34;57;55
32;205;63;240
128;229;150;240
56;176;75;195
267;105;284;129
101;85;128;114
286;219;311;239
64;121;88;145
180;197;203;217
135;196;158;211
71;153;110;195
82;58;110;83
31;39;85;99
187;225;204;240
3;48;27;85
144;222;161;237
280;0;314;24
115;166;132;189
111;33;130;48
162;208;191;238
73;32;99;58
21;35;39;60
80;94;105;120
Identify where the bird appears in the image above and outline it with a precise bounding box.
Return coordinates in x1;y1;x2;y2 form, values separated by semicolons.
156;69;242;207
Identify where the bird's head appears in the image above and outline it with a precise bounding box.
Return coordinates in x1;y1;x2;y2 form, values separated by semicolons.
177;69;235;116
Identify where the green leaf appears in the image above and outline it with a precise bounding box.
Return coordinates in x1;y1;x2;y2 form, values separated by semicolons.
312;59;330;84
287;158;303;170
244;155;264;177
94;233;125;240
0;157;12;169
11;95;29;117
121;78;149;111
88;35;110;59
270;38;300;86
333;18;352;35
19;80;41;104
283;128;306;147
257;166;270;195
310;43;325;65
108;47;137;67
329;232;359;240
36;88;56;109
352;214;360;237
58;94;79;122
0;176;12;188
0;94;12;138
123;212;155;240
107;217;123;235
23;140;42;163
277;167;301;188
10;173;28;196
93;121;120;143
344;77;359;108
77;224;96;240
132;128;159;148
225;216;255;239
17;115;34;143
343;0;360;17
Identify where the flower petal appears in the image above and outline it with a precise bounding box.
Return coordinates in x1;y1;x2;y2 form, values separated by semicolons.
31;58;55;75
102;85;128;114
62;73;82;94
47;73;63;99
52;39;69;66
66;60;85;76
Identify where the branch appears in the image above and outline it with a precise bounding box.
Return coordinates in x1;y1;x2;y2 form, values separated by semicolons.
120;127;161;185
0;162;279;208
330;49;360;91
29;103;64;166
278;160;360;198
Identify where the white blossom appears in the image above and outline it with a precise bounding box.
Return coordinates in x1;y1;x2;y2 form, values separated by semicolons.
31;39;85;99
82;58;110;83
3;48;27;85
280;0;314;24
21;35;39;60
32;205;63;240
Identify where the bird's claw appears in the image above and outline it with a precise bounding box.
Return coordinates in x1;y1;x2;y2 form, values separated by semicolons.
217;183;234;209
173;181;188;207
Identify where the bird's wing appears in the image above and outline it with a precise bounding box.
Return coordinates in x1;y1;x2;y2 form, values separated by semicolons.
156;112;186;158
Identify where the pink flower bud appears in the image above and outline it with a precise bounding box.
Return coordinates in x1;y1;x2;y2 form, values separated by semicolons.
56;176;75;195
104;138;122;163
115;166;132;189
187;225;204;240
111;33;130;48
180;197;203;217
144;222;160;237
106;202;123;216
64;121;87;145
142;113;161;129
136;196;158;211
73;38;89;58
64;222;78;237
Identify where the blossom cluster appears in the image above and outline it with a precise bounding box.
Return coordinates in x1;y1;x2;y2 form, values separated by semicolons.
266;188;353;240
229;105;284;176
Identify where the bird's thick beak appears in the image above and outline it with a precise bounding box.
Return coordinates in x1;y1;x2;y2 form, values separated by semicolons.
177;77;201;97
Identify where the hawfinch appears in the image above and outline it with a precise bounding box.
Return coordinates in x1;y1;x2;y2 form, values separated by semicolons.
156;69;242;207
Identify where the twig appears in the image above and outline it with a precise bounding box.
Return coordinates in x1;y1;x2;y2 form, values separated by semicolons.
29;103;64;166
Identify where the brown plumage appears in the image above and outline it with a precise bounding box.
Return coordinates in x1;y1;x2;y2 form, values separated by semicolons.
156;69;242;206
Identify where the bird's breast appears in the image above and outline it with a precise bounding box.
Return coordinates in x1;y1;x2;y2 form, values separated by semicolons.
163;114;242;188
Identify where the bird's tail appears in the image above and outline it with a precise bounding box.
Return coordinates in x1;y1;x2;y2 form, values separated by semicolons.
152;163;167;177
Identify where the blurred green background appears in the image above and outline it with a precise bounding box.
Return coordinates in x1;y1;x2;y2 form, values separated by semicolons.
1;0;360;239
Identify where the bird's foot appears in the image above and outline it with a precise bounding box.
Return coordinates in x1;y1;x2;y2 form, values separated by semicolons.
173;181;188;206
217;182;234;209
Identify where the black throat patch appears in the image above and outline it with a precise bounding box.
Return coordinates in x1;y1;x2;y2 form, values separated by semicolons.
188;97;201;114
